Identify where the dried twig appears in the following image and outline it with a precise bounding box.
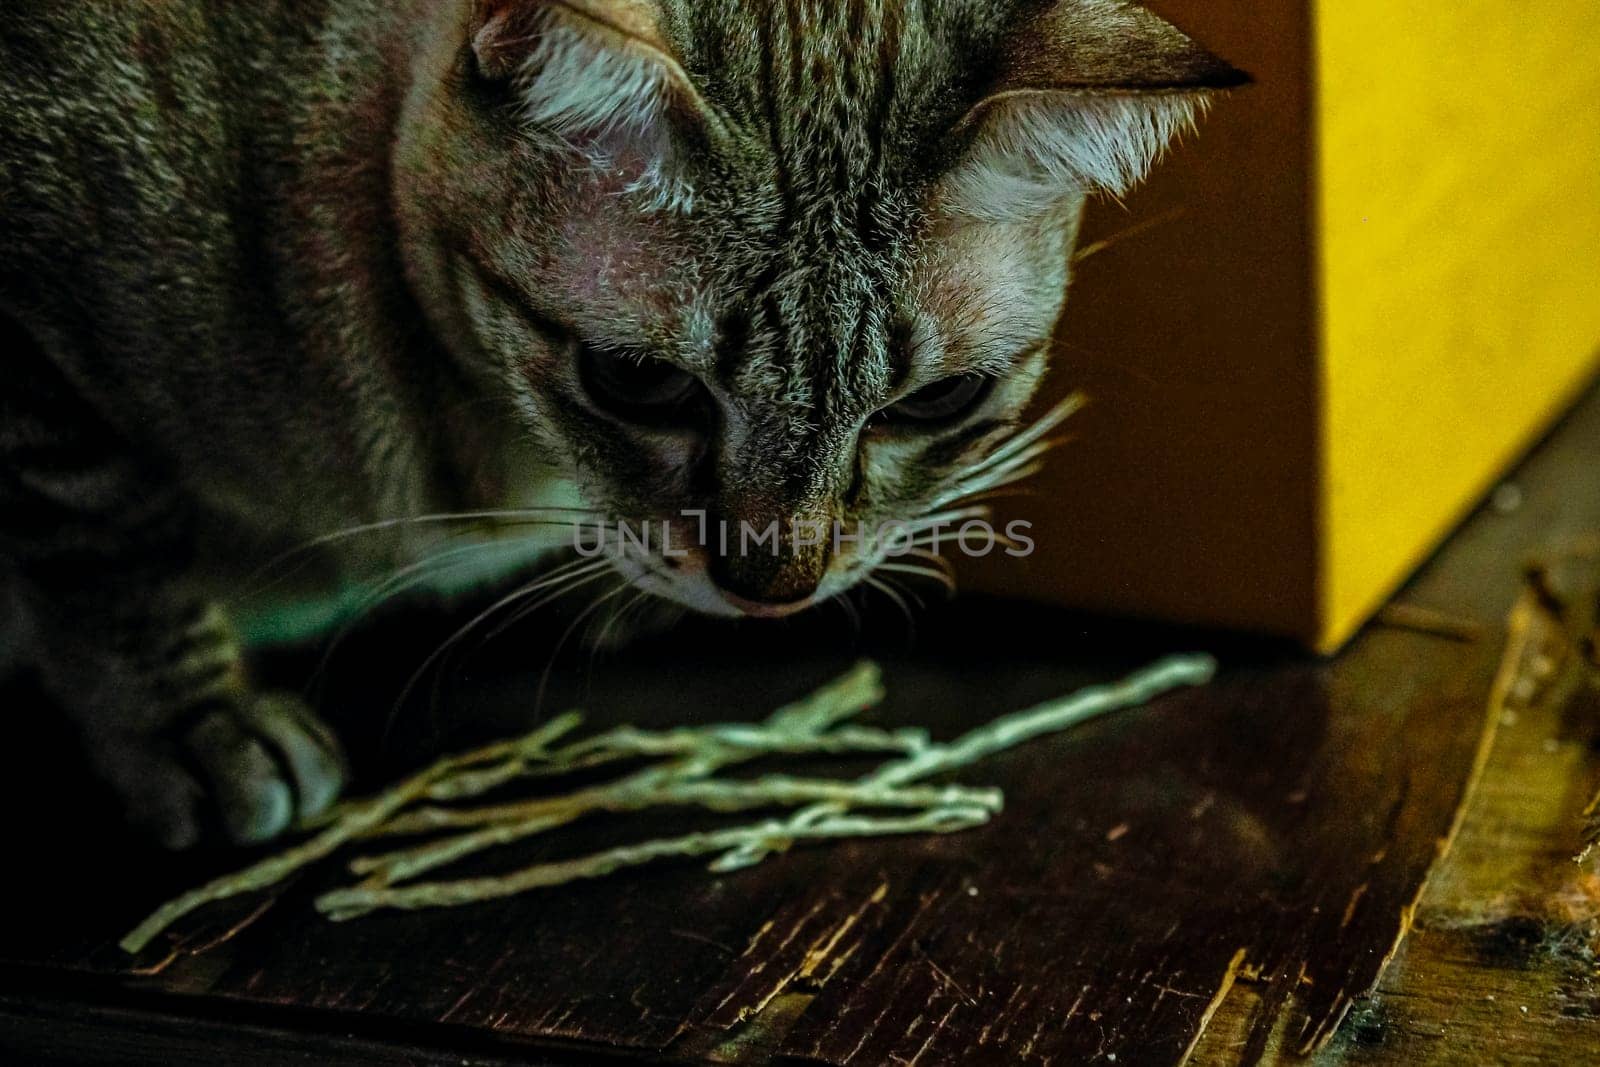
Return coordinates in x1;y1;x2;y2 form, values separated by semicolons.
123;664;883;953
350;663;899;885
316;808;994;921
119;712;584;954
350;779;1004;886
121;656;1216;953
712;654;1218;871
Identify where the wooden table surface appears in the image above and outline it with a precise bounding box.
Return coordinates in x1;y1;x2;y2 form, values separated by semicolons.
2;385;1598;1066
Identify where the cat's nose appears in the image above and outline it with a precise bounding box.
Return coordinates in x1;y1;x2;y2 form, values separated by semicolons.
708;548;826;613
716;586;817;619
705;511;830;613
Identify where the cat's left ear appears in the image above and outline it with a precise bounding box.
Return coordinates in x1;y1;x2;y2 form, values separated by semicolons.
942;1;1248;220
470;1;714;206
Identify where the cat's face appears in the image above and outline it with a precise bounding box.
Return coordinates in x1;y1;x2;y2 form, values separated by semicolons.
396;0;1240;617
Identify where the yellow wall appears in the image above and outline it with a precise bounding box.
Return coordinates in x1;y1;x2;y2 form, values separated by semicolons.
1317;2;1600;647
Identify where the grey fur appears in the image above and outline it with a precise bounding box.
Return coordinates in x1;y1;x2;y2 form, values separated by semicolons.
0;0;1234;847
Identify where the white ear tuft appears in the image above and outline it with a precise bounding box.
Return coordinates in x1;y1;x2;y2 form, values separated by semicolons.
940;93;1204;223
508;12;666;143
935;0;1243;223
475;3;696;213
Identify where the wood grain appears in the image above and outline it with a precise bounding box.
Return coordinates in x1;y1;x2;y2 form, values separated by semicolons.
1;391;1597;1064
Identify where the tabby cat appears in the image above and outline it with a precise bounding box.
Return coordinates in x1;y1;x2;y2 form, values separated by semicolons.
0;0;1240;848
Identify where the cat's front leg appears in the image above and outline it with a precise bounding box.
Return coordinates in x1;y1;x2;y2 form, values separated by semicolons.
17;571;348;850
1;351;345;848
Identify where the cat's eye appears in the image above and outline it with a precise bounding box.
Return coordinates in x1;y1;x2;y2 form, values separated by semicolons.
878;374;993;426
578;343;706;425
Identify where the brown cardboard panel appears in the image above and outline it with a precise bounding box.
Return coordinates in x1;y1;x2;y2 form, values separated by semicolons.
961;1;1323;641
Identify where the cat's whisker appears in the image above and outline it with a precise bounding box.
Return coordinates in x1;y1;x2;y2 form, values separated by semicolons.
876;562;958;596
969;393;1085;473
619;586;655;633
923;393;1085;513
386;557;614;735
966;437;1054;483
246;509;608;595
903;530;1025;554
898;548;958;578
535;578;636;715
910;528;1024;548
934;442;1056;505
902;506;994;530
478;554;619;644
1071;207;1188;265
474;518;665;643
300;507;604;550
989;438;1064;476
863;574;918;643
946;486;1043;509
349;534;575;625
862;506;994;562
273;509;603;569
311;535;557;692
928;448;1056;514
589;588;653;667
413;556;625;740
960;460;1048;498
829;589;864;640
889;575;928;612
927;474;1009;515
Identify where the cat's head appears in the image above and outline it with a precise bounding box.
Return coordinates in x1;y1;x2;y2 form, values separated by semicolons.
395;0;1243;617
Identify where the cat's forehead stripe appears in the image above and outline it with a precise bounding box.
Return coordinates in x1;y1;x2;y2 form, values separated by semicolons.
665;0;960;410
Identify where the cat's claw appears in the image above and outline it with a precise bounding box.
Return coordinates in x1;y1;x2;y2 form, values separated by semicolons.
115;693;347;849
184;708;295;844
236;694;347;826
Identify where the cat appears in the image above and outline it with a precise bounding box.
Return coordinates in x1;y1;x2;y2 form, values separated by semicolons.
0;0;1241;849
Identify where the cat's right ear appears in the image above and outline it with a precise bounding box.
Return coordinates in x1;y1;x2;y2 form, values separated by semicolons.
940;0;1248;222
469;1;715;206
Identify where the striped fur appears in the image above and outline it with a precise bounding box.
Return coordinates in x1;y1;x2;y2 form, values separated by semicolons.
0;0;1236;847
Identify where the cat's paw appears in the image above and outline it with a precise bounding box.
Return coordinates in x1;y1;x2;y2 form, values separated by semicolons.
184;693;347;846
104;693;347;850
